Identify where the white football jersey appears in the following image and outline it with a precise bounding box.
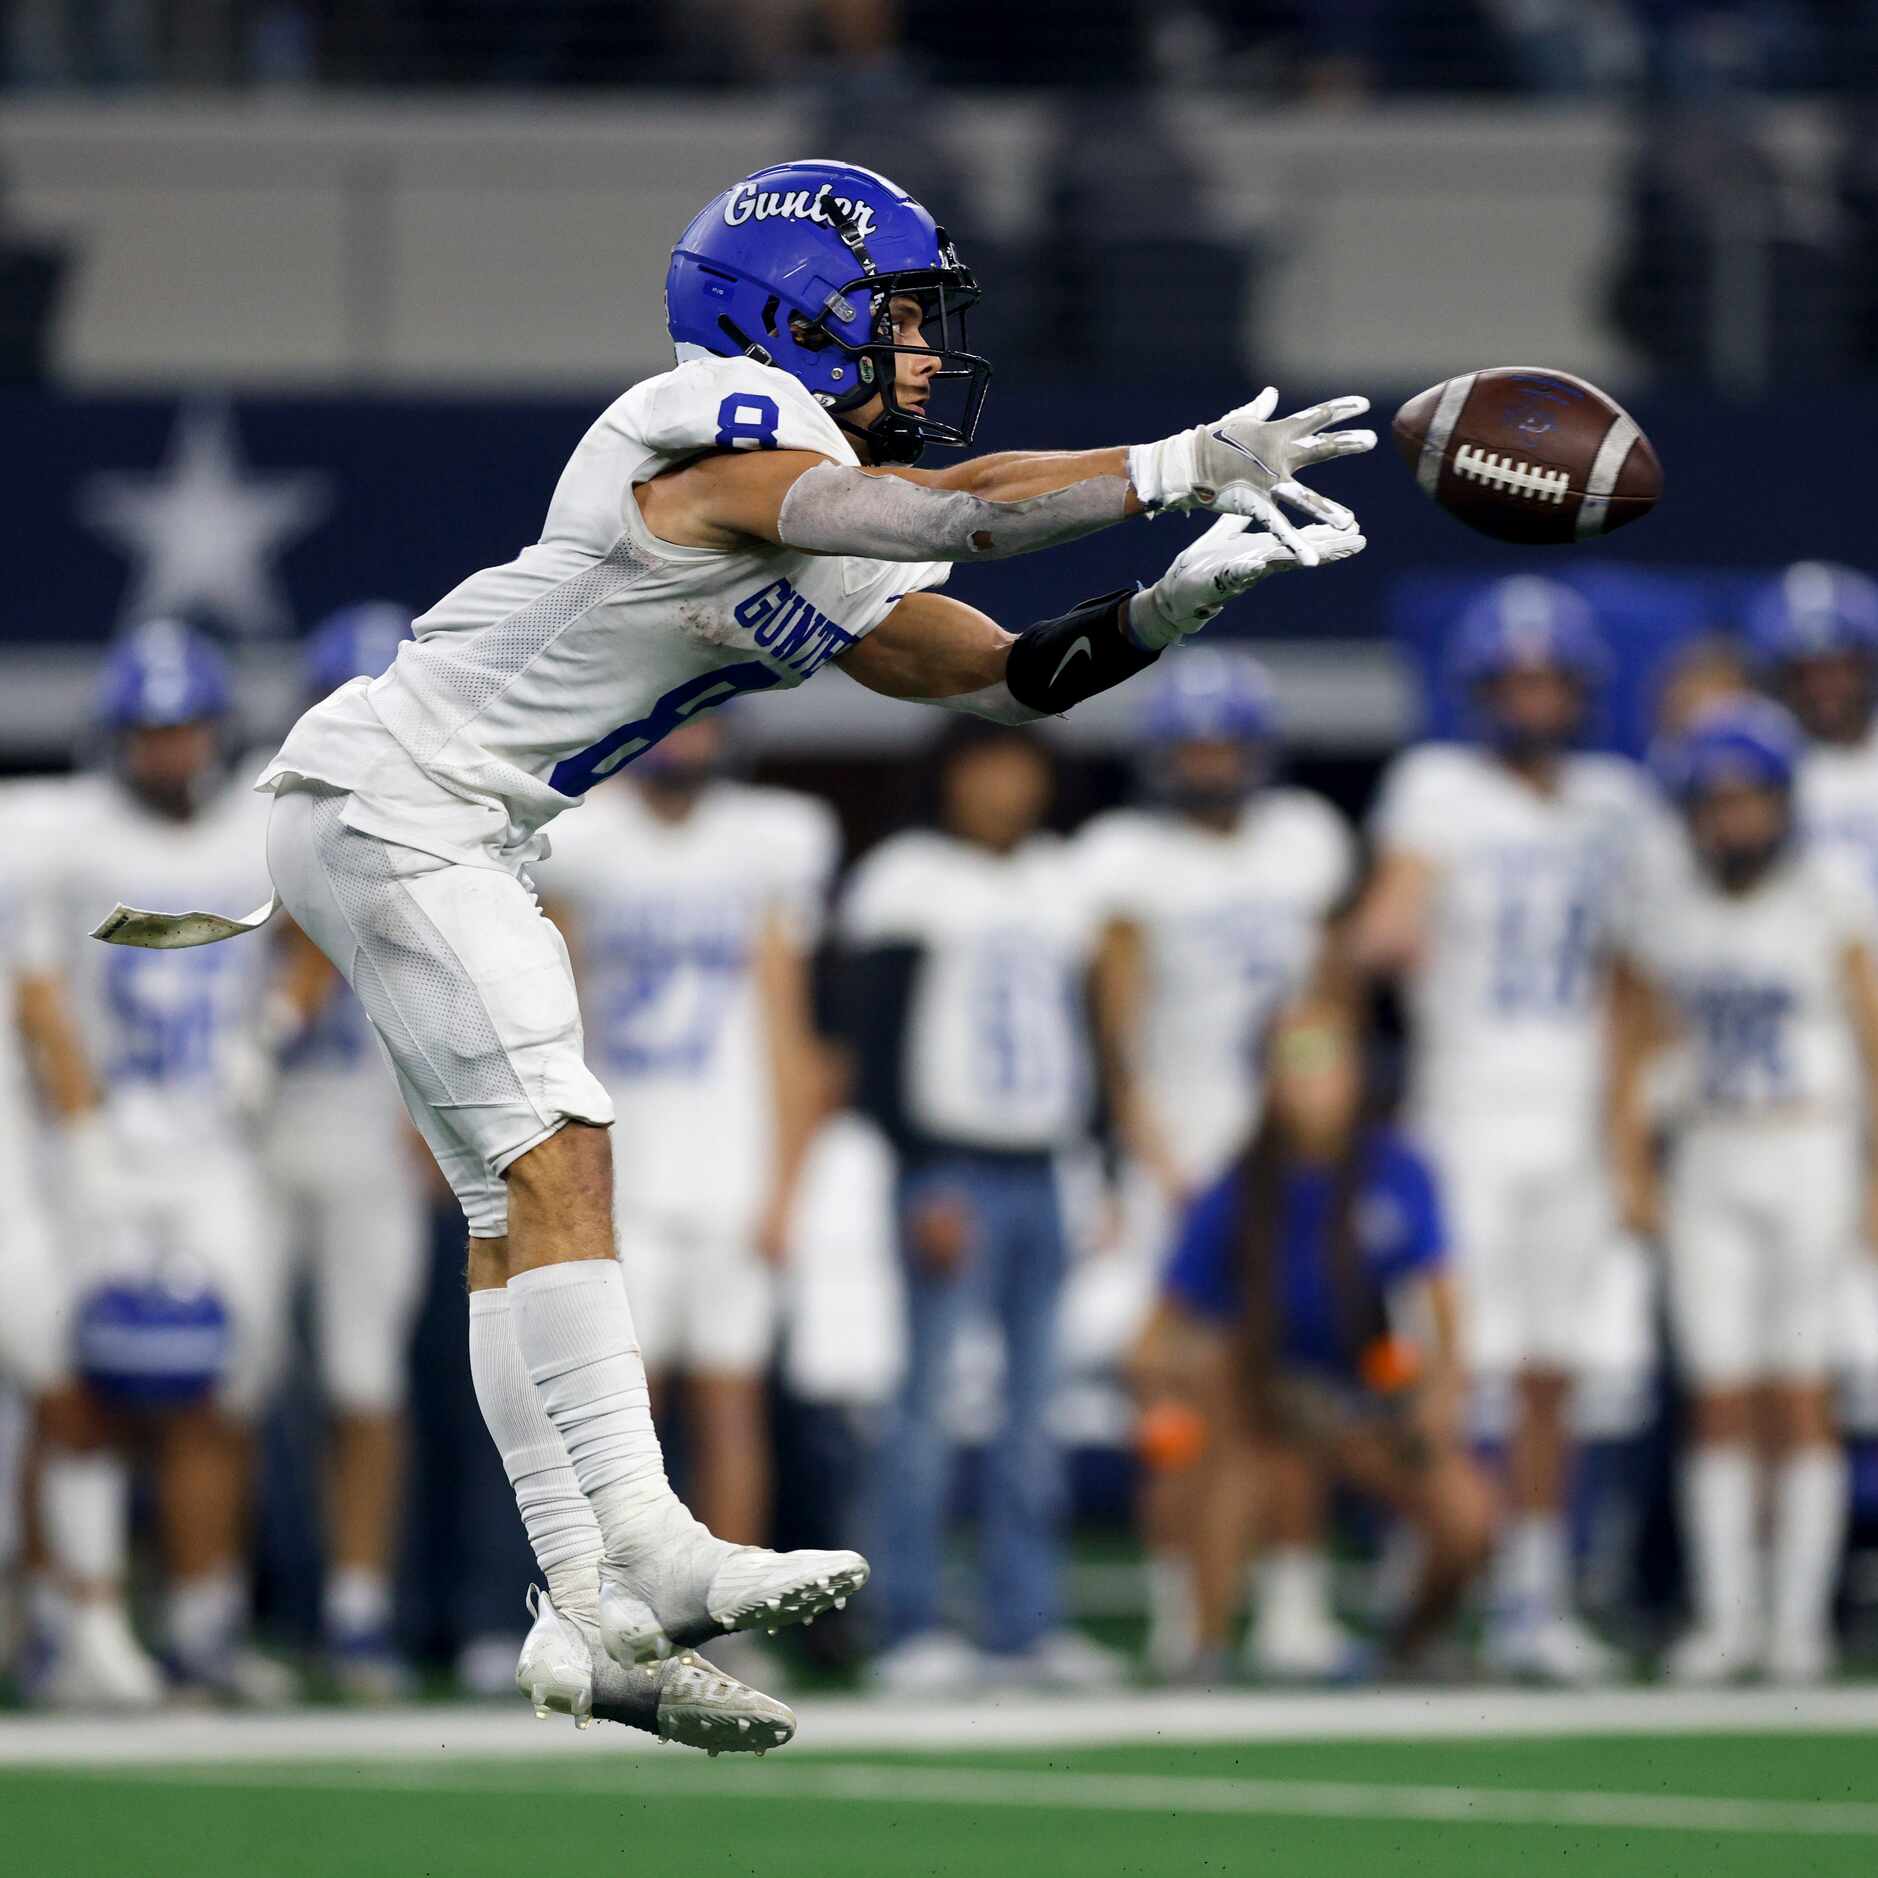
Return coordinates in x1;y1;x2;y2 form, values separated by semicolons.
839;830;1096;1152
1076;790;1355;1183
535;779;839;1231
1621;838;1873;1120
1799;728;1878;906
22;774;276;1156
259;358;947;856
1370;743;1647;1127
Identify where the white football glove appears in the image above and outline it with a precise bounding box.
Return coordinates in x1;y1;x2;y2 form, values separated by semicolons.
1129;515;1366;651
1128;387;1375;563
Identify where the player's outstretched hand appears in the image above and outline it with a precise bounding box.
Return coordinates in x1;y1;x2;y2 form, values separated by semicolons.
1130;514;1365;651
1129;388;1375;563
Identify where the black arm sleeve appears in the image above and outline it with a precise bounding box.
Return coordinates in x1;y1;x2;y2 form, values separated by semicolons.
1002;587;1160;716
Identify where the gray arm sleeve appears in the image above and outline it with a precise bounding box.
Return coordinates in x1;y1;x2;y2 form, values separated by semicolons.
923;683;1046;726
776;460;1130;563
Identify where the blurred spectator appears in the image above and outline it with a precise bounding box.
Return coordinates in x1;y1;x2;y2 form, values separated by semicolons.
1076;651;1356;1680
1614;698;1872;1682
1610;110;1853;388
1129;989;1492;1680
838;720;1120;1695
536;716;836;1685
0;164;67;384
1351;578;1649;1686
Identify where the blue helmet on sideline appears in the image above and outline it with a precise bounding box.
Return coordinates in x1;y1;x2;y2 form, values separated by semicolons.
1138;648;1279;814
1654;696;1802;804
1450;577;1610;690
1745;561;1878;669
666;159;988;466
95;618;234;730
1141;647;1279;748
1450;577;1608;757
304;600;414;698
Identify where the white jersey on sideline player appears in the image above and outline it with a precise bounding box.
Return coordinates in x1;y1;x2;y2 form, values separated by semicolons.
537;759;837;1375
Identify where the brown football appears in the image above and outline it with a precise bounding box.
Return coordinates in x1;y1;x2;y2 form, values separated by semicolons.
1392;367;1661;545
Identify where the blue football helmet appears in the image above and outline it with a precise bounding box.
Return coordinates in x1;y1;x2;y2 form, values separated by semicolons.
666;159;988;466
1139;648;1279;813
1654;696;1802;804
75;1271;230;1408
1450;577;1610;690
1141;647;1279;747
304;600;413;698
95;618;234;730
1745;561;1878;669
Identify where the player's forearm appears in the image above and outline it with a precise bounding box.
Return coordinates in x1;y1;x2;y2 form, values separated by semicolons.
15;974;100;1118
903;447;1146;515
777;458;1133;564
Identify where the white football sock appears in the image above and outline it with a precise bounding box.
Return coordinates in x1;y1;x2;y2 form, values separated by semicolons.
1681;1444;1758;1640
504;1262;703;1573
324;1564;393;1640
166;1567;246;1666
468;1286;603;1626
1769;1444;1847;1649
39;1449;130;1592
1143;1550;1197;1673
1255;1546;1335;1638
1493;1513;1568;1628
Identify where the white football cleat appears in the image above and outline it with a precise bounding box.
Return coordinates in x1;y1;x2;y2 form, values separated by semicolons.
516;1585;595;1724
520;1588;794;1755
598;1541;868;1668
26;1601;167;1712
1247;1611;1371;1685
988;1628;1130;1691
1486;1612;1626;1687
1666;1623;1761;1687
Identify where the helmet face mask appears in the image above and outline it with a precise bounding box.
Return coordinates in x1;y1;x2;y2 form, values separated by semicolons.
667;162;991;466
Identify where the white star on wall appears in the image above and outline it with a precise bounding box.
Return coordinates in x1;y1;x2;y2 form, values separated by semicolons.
78;401;332;637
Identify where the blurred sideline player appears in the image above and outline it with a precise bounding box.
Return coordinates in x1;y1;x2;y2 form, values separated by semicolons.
261;604;429;1698
1750;563;1878;1430
839;722;1120;1695
1613;700;1878;1681
1077;650;1356;1679
1351;578;1644;1684
0;779;68;1662
537;712;834;1677
1130;993;1492;1680
106;158;1371;1744
20;622;286;1704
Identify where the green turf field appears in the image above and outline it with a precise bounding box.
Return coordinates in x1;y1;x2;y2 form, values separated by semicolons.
9;1729;1878;1878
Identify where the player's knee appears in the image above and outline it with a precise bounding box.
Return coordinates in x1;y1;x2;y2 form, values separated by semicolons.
507;1119;611;1195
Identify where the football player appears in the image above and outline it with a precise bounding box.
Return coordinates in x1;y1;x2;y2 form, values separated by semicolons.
20;622;286;1704
1079;650;1356;1679
1614;700;1878;1682
260;604;430;1699
1747;565;1878;1485
102;159;1372;1743
536;711;835;1681
1350;577;1645;1684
